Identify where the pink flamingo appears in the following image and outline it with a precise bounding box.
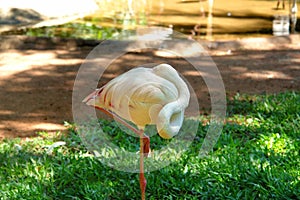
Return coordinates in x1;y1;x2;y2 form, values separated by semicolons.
83;64;190;200
277;0;286;9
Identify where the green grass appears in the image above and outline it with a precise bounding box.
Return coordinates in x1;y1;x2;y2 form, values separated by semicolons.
0;92;299;199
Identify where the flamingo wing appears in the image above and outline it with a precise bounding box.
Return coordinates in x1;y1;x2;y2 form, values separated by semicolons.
98;67;179;127
83;64;190;138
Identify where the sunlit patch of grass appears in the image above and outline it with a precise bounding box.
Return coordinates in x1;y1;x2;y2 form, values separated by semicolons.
0;92;299;199
1;22;136;40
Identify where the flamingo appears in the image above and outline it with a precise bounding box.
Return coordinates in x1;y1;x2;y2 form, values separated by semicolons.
82;63;190;200
276;0;285;9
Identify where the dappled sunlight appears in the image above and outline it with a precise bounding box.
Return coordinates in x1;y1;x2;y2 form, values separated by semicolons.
238;70;293;80
182;70;201;77
0;110;14;115
226;115;261;128
229;66;247;72
0;46;87;138
0;50;82;77
0;78;299;198
32;122;65;131
287;58;300;63
212;48;300;96
0;36;299;139
153;50;178;58
1;121;64;137
0;1;299;198
257;133;294;155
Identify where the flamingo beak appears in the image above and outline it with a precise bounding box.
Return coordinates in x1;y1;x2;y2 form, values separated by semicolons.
82;89;100;106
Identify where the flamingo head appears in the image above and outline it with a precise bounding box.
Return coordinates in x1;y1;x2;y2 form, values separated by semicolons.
156;101;186;139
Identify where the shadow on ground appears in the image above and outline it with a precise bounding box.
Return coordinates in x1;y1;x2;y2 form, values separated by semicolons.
0;35;299;138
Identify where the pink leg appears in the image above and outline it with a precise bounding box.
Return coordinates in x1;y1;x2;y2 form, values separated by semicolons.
95;107;151;157
94;107;149;199
140;133;146;200
142;135;150;157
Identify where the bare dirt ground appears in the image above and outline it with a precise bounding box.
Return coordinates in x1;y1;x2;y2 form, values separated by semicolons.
0;35;299;139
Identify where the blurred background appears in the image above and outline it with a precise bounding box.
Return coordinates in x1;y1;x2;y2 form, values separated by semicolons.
0;0;299;41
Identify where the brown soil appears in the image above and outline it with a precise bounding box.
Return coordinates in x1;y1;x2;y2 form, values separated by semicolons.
0;35;299;139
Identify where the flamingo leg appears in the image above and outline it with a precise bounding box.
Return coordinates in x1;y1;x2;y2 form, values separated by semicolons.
139;131;146;200
95;107;151;156
142;135;150;157
94;107;149;199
